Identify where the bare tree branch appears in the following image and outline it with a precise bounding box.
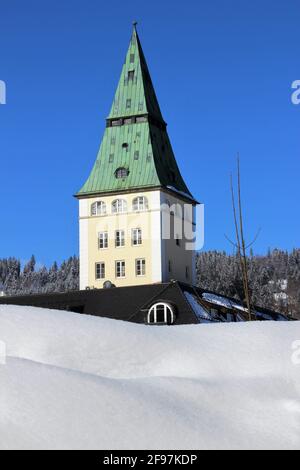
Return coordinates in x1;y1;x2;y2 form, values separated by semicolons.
245;228;262;250
237;155;253;321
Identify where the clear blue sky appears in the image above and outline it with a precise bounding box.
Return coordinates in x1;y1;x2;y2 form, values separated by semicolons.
0;0;299;266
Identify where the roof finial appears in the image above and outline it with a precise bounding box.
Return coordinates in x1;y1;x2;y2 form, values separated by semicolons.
133;21;138;31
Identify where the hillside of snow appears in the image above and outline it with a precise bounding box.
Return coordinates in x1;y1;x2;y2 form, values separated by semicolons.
0;305;300;450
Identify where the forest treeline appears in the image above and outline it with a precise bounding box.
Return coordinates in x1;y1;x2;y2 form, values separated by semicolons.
0;256;79;295
0;249;299;317
196;249;300;317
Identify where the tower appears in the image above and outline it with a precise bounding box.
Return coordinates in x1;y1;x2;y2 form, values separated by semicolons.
76;25;198;290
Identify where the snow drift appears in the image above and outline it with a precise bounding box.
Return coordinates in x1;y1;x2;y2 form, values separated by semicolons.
0;305;299;450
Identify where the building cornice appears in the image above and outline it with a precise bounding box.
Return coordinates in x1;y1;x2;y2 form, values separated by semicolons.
74;185;199;205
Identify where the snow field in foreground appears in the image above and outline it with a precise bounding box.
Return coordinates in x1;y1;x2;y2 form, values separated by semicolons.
0;305;299;450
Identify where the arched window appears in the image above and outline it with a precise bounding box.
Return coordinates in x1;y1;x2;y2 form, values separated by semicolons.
115;167;129;179
91;201;106;216
147;302;175;325
132;196;149;212
112;199;127;214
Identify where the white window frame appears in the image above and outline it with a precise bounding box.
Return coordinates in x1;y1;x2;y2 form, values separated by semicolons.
98;232;108;250
147;303;174;325
95;262;105;280
91;201;106;216
115;230;125;248
132;228;142;246
115;260;126;278
136;258;146;277
132;196;148;212
112;199;127;214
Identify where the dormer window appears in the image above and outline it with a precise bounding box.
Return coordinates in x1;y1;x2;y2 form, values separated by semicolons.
147;302;175;325
136;116;147;123
115;167;129;179
91;201;106;216
126;99;131;109
128;70;135;81
112;119;122;127
112;199;127;214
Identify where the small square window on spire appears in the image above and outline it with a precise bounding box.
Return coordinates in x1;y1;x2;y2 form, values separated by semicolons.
126;99;131;109
128;70;135;81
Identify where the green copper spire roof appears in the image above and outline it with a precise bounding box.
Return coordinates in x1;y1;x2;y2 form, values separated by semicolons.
76;25;195;201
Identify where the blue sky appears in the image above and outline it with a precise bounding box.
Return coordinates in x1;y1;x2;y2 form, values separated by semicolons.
0;0;299;266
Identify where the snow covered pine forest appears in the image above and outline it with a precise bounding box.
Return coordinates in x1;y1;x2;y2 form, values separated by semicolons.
1;249;299;318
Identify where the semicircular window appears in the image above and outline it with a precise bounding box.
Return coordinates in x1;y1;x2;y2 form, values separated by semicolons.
147;302;175;325
115;167;129;179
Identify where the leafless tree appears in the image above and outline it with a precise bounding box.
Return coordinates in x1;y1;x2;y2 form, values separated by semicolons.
227;156;256;320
